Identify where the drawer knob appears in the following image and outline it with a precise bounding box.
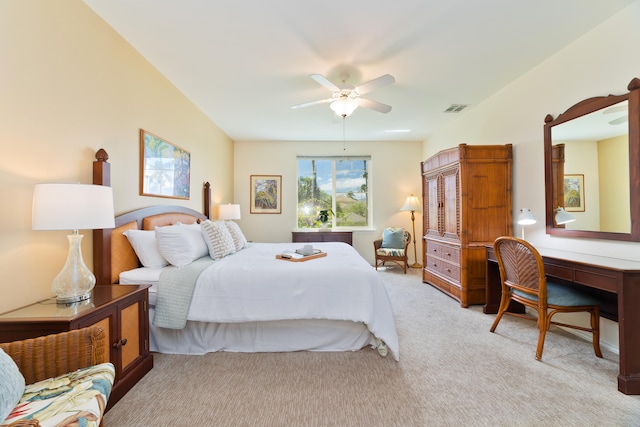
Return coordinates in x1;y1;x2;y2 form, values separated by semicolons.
113;338;128;349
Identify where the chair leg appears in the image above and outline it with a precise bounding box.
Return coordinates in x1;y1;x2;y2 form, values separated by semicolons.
490;294;511;332
592;306;603;358
489;310;504;333
535;308;549;361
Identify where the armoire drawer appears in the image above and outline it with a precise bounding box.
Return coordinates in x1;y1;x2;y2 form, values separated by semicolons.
425;255;461;282
426;241;460;262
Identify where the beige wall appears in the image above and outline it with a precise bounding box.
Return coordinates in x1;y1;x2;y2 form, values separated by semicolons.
233;140;424;264
423;2;640;351
564;140;600;231
598;135;630;232
0;1;233;313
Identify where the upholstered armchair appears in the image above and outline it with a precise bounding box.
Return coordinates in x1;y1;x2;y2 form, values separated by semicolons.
374;227;410;274
0;327;115;427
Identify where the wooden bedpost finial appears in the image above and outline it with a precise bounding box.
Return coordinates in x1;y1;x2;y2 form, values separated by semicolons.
204;182;211;219
95;148;109;162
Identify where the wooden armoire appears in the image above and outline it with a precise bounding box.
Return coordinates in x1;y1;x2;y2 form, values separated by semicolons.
421;144;513;307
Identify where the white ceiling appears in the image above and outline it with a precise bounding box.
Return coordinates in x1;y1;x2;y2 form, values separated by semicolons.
83;0;636;143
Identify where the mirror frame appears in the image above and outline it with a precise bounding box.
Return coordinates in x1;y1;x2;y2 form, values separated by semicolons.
544;77;640;242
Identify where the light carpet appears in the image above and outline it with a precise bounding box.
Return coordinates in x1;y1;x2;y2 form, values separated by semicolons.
105;267;640;426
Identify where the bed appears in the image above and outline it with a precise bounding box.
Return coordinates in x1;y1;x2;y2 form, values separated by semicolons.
91;149;399;360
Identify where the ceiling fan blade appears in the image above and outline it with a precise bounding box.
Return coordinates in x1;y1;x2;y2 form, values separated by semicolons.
309;74;340;92
609;115;628;125
603;105;627;114
355;74;395;95
359;98;392;114
291;98;333;110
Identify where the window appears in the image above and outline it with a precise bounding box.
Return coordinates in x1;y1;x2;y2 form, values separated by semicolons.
297;156;371;229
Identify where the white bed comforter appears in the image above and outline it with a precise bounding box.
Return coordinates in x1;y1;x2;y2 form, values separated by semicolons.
181;242;399;360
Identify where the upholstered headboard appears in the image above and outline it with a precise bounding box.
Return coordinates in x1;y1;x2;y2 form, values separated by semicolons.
92;149;209;285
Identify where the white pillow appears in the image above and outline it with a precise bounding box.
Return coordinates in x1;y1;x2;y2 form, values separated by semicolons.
123;229;169;268
155;224;208;267
224;221;248;251
0;348;25;423
177;221;200;230
200;220;236;259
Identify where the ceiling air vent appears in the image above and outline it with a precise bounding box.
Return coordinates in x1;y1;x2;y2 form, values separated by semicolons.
444;104;469;113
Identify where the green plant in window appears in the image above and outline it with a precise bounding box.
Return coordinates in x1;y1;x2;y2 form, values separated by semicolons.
317;209;333;224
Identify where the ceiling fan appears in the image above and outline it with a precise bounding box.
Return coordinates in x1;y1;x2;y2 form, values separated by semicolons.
603;102;628;125
291;73;395;117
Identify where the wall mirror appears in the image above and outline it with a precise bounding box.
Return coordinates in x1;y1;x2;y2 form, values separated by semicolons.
544;77;640;241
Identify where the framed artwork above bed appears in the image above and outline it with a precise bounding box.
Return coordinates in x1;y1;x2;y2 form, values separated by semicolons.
250;175;282;214
140;129;190;199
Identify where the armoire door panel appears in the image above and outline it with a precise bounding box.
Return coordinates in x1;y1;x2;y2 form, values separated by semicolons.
442;171;459;239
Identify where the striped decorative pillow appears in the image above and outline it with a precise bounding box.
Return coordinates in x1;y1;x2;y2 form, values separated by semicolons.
224;221;248;251
200;220;236;259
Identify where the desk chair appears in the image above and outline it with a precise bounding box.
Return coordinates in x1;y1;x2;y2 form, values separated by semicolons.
490;236;602;361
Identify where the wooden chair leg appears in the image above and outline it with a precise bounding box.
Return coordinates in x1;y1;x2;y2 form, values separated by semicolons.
592;307;603;358
490;311;504;332
490;294;511;332
535;309;549;361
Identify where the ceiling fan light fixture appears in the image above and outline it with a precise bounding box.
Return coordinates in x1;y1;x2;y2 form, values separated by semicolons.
330;97;359;117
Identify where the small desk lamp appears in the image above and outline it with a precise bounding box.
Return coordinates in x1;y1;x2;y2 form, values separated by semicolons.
400;194;422;269
517;208;536;240
218;203;241;221
32;183;115;303
555;207;576;225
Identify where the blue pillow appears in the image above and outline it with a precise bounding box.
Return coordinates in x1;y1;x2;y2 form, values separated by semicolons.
381;228;404;249
0;348;25;422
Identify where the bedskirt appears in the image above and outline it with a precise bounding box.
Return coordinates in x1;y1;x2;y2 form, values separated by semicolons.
149;307;377;355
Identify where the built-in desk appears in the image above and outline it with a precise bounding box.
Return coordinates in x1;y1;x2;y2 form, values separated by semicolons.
485;245;640;395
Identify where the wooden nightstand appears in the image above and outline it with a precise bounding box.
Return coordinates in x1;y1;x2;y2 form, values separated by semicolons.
292;231;353;245
0;285;153;409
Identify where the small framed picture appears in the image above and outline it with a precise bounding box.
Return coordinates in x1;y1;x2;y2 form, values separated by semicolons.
250;175;282;214
564;174;585;212
140;129;190;199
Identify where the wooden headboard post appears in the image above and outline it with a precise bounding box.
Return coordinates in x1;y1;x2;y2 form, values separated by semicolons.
204;181;211;219
93;148;111;286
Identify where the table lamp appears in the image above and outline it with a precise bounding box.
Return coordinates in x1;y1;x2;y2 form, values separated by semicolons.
400;194;422;268
218;203;241;221
555;207;576;225
516;208;536;240
32;183;115;303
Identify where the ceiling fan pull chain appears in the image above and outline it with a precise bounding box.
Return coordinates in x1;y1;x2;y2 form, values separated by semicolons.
343;116;346;151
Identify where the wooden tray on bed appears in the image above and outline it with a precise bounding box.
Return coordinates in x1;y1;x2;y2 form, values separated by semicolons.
276;251;327;262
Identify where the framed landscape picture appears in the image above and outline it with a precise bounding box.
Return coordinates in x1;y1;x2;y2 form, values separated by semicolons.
250;175;282;214
564;174;585;212
140;129;190;199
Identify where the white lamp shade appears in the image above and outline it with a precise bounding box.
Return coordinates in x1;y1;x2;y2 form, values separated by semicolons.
400;195;421;212
32;183;115;231
517;208;537;225
218;203;241;220
330;97;359;117
555;207;576;225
